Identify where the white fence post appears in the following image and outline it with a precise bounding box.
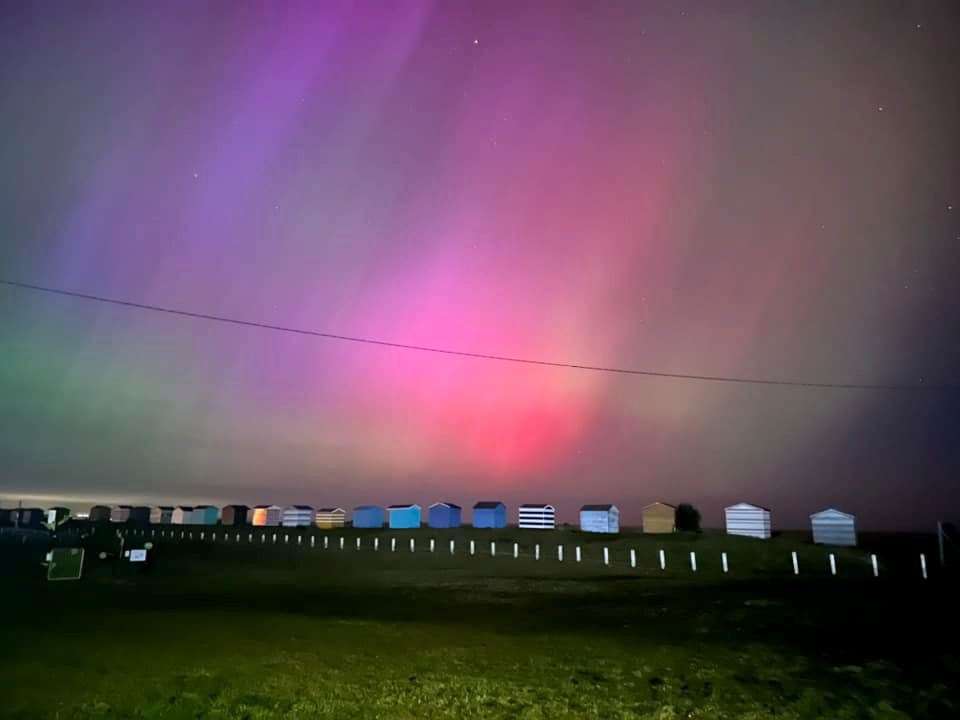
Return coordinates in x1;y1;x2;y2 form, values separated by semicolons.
323;536;329;549
298;535;302;545
575;546;582;563
658;549;665;570
791;551;799;575
470;540;475;556
721;552;728;574
374;537;379;551
356;537;361;550
558;545;564;562
236;533;240;543
603;547;610;566
513;542;518;558
310;536;315;547
630;549;637;568
490;541;496;557
200;532;205;541
284;534;289;544
920;553;928;580
829;553;837;576
449;539;455;554
689;551;697;572
871;553;879;577
339;536;345;550
391;537;397;552
430;539;435;553
535;544;540;560
260;534;265;543
271;533;276;544
409;538;415;552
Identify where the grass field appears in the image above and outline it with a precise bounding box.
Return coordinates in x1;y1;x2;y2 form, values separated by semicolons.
1;524;957;719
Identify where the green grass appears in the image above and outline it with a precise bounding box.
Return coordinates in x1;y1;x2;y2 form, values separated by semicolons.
1;525;957;719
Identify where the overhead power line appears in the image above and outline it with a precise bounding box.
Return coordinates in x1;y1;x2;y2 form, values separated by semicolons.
0;278;953;391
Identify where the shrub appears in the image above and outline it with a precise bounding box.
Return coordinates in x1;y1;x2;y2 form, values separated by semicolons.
675;504;701;532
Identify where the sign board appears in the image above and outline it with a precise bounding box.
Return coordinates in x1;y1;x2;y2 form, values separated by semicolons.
47;548;84;581
129;549;147;562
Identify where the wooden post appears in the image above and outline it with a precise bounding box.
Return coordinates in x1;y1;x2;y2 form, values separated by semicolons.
630;549;637;568
829;553;837;576
871;553;878;577
575;546;582;563
603;547;610;566
791;551;799;575
689;551;697;572
658;549;665;570
721;552;728;573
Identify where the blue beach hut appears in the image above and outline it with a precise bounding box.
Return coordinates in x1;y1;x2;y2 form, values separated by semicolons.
352;505;385;528
472;501;507;529
387;504;421;529
428;502;461;529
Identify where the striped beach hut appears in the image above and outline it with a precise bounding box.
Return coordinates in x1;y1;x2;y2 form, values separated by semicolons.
641;502;676;534
810;508;857;547
472;501;507;528
724;502;772;539
249;505;282;527
150;506;174;524
579;504;620;533
111;505;133;523
352;505;385;528
282;505;315;527
221;505;249;526
192;505;219;525
315;508;346;528
428;502;461;529
387;504;422;529
172;506;194;525
89;505;112;523
518;504;556;530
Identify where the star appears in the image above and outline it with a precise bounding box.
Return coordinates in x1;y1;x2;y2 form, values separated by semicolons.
192;172;199;179
877;105;884;112
473;38;479;46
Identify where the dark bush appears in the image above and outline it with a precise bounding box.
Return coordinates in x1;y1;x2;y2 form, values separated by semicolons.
675;503;701;532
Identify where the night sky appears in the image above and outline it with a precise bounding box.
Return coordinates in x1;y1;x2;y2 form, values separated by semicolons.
2;1;958;530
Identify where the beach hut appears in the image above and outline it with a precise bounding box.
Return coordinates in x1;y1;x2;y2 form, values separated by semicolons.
111;505;133;523
387;504;422;529
810;508;857;547
0;509;12;526
518;504;556;530
150;506;174;524
472;501;507;528
428;502;462;529
282;505;315;527
46;507;71;526
129;506;151;526
249;505;282;526
724;502;772;539
579;504;620;533
89;505;112;523
641;502;676;534
221;505;249;526
315;507;346;528
172;506;194;525
352;505;385;528
191;505;219;525
12;508;46;529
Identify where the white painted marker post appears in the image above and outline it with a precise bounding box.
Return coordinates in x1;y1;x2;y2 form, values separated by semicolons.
339;536;344;550
513;542;518;559
271;533;276;544
298;535;302;545
630;549;637;568
200;532;205;541
410;538;415;552
558;545;564;562
490;541;496;557
356;537;361;550
470;540;475;556
829;553;837;576
791;551;799;575
310;536;315;548
323;536;329;549
236;533;241;543
658;549;666;570
284;534;289;544
535;544;540;560
449;539;455;554
430;539;435;553
721;552;728;574
920;553;928;580
871;554;878;577
374;537;379;551
689;551;697;572
575;546;582;563
604;547;610;566
260;534;265;543
391;537;396;552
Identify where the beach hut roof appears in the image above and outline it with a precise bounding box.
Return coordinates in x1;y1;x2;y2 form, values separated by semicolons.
387;503;420;510
809;507;854;520
317;507;344;513
354;504;382;510
473;501;504;509
725;502;770;512
429;502;461;509
581;504;616;511
288;504;313;510
520;503;555;510
642;502;676;510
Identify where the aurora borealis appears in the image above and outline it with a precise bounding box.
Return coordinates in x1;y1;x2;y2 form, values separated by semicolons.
1;1;958;529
